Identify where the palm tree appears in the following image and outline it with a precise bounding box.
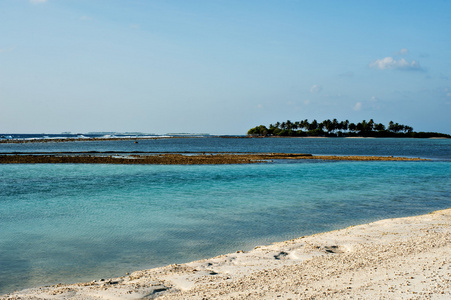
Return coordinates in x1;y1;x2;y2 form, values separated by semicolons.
332;119;339;133
302;119;310;131
367;119;375;133
375;123;385;132
309;119;318;131
323;119;333;133
356;120;366;134
388;121;395;132
343;120;349;131
285;120;293;130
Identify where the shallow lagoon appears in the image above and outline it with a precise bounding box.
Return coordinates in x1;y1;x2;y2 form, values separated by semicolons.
1;137;450;160
1;138;450;294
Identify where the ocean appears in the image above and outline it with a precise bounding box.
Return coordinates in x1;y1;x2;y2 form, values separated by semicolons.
0;137;450;294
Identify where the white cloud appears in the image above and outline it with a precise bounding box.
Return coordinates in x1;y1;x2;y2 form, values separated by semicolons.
369;57;422;71
310;85;322;93
353;102;362;111
30;0;47;4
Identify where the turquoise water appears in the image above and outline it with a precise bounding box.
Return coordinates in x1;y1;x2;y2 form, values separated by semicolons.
1;138;450;294
1;137;451;160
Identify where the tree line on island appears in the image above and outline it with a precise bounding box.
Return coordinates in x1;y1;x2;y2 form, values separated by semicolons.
248;119;450;138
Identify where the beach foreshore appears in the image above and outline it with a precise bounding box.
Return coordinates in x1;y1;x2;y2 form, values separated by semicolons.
3;208;450;299
0;153;427;164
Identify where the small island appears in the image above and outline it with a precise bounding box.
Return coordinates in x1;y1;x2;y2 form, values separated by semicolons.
248;119;450;138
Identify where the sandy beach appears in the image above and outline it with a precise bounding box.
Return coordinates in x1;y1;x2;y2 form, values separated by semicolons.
2;208;450;299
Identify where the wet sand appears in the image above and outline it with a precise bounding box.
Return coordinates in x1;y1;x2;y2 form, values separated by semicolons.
3;209;450;299
0;153;427;164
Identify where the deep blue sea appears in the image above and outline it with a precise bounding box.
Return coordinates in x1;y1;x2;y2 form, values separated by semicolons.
1;137;450;294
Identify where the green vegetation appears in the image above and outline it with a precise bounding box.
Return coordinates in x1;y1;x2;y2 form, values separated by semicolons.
247;119;450;138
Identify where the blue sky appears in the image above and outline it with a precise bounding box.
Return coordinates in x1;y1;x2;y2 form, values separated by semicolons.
1;0;450;134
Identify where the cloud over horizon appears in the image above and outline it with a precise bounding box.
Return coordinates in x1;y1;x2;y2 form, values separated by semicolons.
369;57;423;71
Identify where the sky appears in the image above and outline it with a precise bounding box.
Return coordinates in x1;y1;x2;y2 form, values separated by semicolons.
1;0;450;135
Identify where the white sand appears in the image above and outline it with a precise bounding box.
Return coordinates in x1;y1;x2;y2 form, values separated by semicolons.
3;209;450;299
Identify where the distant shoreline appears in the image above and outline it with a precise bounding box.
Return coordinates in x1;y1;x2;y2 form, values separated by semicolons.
0;135;449;144
0;136;202;144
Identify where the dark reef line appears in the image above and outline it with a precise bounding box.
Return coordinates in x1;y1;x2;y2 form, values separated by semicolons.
0;153;427;165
